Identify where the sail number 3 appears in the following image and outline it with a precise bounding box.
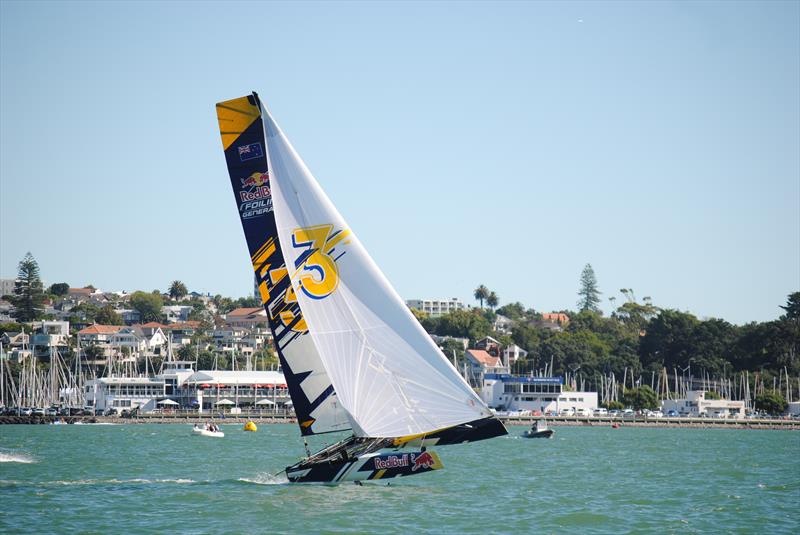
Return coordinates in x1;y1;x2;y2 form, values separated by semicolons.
291;224;350;300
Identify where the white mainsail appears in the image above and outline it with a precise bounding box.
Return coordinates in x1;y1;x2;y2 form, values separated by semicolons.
263;108;493;439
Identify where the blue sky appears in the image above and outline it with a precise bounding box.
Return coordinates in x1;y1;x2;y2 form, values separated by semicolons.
1;1;797;325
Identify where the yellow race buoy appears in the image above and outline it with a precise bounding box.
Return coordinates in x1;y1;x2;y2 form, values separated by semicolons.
244;421;257;432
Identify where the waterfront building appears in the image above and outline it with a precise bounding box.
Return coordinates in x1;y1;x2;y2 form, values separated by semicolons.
83;359;194;413
482;374;598;414
83;364;290;414
181;369;289;412
406;298;466;316
84;376;167;413
160;360;197;404
661;390;745;418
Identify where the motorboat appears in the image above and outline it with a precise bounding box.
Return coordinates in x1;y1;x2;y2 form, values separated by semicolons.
522;420;554;439
192;424;224;438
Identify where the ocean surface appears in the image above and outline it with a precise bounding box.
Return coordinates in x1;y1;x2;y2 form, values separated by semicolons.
1;423;798;534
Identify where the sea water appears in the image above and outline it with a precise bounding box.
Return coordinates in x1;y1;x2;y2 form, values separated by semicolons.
1;424;798;534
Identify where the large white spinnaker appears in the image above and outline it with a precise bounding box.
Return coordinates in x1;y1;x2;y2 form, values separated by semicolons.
263;109;493;439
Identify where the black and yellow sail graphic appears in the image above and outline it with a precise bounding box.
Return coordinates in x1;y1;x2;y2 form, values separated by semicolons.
216;93;349;436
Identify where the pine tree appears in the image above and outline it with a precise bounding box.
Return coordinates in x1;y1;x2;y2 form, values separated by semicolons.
780;292;800;321
577;263;602;313
11;252;46;322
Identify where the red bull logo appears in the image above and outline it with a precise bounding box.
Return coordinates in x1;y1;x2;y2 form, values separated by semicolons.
241;172;269;188
240;172;271;202
373;454;409;470
411;451;436;472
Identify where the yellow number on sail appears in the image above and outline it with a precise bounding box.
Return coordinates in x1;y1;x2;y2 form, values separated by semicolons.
291;224;350;300
266;266;308;332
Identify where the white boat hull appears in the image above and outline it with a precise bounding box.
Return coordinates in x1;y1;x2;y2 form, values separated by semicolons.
192;427;224;438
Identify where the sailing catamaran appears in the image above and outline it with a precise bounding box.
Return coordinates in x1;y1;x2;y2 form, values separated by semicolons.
216;93;506;483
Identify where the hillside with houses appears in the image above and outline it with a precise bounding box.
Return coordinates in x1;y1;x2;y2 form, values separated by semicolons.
1;254;798;416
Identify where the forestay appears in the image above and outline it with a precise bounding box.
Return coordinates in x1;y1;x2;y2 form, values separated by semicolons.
263;107;494;439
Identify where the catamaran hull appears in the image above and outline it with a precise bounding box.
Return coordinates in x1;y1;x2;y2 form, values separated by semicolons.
396;416;508;448
286;450;443;484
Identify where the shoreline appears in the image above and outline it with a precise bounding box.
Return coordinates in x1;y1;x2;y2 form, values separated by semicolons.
500;415;800;430
1;414;797;430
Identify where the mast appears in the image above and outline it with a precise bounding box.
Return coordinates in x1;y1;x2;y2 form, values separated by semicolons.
216;92;350;436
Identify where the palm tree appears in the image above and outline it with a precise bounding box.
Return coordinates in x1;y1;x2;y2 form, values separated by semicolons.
169;280;188;301
487;291;499;310
474;285;489;308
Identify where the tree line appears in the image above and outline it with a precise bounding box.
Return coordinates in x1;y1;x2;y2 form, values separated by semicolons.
2;253;261;329
4;254;798;405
